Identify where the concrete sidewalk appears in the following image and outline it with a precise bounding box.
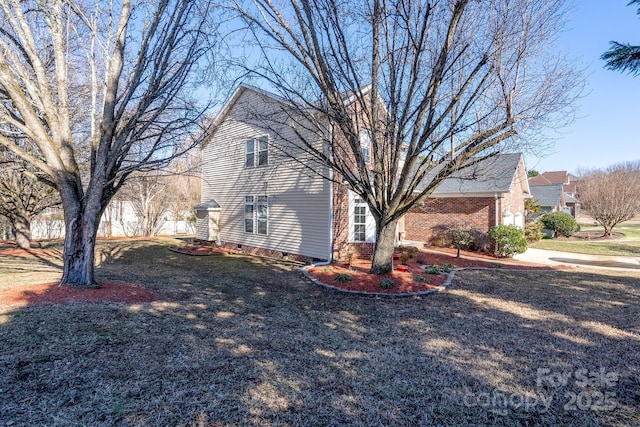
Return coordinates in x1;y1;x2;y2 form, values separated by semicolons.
514;248;640;271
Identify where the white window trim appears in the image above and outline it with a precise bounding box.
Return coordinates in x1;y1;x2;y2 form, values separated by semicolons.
244;195;268;235
348;191;376;243
245;135;269;168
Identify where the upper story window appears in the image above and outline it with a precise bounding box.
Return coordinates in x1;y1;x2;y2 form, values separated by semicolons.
359;129;371;164
245;136;269;168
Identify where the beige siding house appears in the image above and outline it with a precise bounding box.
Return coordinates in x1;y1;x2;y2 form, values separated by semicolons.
197;85;332;260
197;84;532;261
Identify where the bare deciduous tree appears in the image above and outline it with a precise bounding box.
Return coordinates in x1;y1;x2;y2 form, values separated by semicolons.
0;147;60;249
0;0;217;286
232;0;581;273
578;161;640;236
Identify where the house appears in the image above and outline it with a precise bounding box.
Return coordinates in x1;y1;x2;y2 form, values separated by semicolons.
529;184;567;213
403;153;530;247
528;170;580;217
196;84;531;262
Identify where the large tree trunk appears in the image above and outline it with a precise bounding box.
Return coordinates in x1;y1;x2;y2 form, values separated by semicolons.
12;215;31;250
59;189;104;288
370;218;398;275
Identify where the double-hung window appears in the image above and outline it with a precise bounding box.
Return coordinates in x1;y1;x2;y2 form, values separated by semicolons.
244;195;268;235
359;129;371;164
353;197;367;242
245;136;269;167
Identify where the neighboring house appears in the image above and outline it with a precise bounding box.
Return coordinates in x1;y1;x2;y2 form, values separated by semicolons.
528;170;580;217
529;184;567;213
196;84;532;262
31;201;194;239
403;153;530;247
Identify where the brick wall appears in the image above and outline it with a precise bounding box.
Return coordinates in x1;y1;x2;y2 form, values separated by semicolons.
404;197;497;245
331;180;376;261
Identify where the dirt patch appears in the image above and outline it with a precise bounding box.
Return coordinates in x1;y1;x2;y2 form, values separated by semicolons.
306;247;560;295
0;281;161;306
168;244;236;256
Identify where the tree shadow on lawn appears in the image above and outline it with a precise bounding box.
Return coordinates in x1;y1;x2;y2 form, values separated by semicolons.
0;239;638;426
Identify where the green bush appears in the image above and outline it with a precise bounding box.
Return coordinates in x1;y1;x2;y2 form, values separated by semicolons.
452;228;474;257
380;278;395;289
524;218;544;242
541;211;579;238
489;225;527;258
334;273;352;283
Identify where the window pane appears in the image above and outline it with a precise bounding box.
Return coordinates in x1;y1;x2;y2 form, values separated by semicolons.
245;195;254;202
359;129;371;163
258;136;268;166
245;139;255;167
244;204;254;233
353;204;366;242
257;204;268;235
257;195;268;202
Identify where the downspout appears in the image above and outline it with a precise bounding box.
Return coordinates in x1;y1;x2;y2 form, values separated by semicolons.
494;192;499;227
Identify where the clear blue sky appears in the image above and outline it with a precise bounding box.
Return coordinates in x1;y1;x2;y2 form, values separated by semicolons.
526;0;640;175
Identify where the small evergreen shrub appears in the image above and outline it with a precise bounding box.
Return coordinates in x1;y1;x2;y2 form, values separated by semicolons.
380;278;395;289
489;225;527;258
334;273;353;283
524;218;544;242
541;212;579;238
425;265;441;274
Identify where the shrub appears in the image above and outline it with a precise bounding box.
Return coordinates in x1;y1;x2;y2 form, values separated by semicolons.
541;211;579;238
452;228;474;257
399;252;410;265
334;273;352;283
489;225;527;258
425;265;441;274
524;218;544;242
440;263;455;273
380;278;395;289
414;275;430;283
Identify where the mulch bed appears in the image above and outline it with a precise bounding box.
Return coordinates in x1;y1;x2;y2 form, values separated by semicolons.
0;282;161;306
561;230;625;240
306;247;563;295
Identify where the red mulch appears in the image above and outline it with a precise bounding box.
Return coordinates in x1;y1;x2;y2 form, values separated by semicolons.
0;282;161;306
307;259;445;295
169;244;235;256
307;247;563;295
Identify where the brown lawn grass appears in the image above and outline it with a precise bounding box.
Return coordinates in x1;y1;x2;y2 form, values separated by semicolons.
1;238;639;426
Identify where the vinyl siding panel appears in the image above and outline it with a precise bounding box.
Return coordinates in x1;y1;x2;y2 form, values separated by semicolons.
200;88;331;259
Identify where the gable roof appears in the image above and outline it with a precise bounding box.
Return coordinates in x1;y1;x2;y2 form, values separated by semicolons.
528;170;569;186
530;184;565;207
413;153;528;196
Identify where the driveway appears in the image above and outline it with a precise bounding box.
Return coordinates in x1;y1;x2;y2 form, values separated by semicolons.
514;248;640;270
